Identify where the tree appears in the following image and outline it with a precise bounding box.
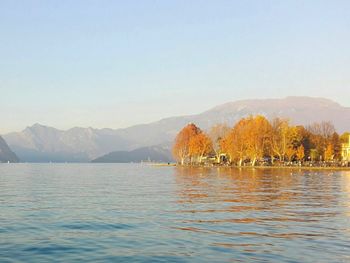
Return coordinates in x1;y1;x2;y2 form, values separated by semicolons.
189;132;213;164
221;118;251;166
172;123;201;165
296;125;312;160
270;118;301;162
307;121;335;139
310;149;319;162
271;118;290;162
307;121;336;160
173;117;342;167
324;144;334;161
296;145;305;162
244;115;272;166
285;126;300;161
330;133;341;161
285;146;296;162
209;124;230;163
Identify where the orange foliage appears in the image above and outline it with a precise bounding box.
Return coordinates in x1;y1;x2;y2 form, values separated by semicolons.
172;116;342;166
209;124;230;163
285;146;296;162
172;123;201;165
296;145;305;161
244;115;272;165
221;116;272;166
324;144;334;161
189;132;213;163
221;118;249;165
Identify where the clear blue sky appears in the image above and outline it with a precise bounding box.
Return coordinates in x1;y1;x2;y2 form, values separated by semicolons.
1;0;349;133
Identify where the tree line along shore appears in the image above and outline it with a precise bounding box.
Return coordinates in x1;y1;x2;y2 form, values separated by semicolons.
172;115;350;168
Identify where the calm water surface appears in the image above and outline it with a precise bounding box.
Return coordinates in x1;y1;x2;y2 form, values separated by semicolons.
1;164;350;262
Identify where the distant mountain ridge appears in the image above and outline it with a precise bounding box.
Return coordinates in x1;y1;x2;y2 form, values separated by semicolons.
0;136;19;163
4;124;133;162
4;97;350;162
91;145;172;163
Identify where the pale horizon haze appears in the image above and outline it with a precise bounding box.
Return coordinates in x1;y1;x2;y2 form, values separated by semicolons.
1;1;349;133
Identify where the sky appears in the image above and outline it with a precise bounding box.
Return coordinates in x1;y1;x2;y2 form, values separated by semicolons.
0;0;349;133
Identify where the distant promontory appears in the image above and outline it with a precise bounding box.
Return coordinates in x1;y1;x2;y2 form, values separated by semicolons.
0;136;19;163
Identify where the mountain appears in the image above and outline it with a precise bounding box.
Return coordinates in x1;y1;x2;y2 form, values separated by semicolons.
4;97;350;162
91;145;172;163
100;96;350;147
0;136;19;163
3;124;133;162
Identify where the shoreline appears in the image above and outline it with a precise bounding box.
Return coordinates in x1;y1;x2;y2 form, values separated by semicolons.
154;163;350;171
2;162;349;171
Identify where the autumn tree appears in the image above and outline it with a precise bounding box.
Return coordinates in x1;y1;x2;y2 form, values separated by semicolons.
222;115;273;166
271;118;290;162
330;133;341;160
310;149;319;162
286;126;301;162
172;123;201;165
296;145;305;162
270;118;303;163
189;132;213;164
324;144;334;161
221;118;250;166
307;121;336;160
244;115;272;166
285;146;296;162
209;124;230;163
173;117;342;167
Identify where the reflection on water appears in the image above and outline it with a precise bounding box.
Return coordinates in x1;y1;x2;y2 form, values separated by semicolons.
0;164;350;262
173;167;350;262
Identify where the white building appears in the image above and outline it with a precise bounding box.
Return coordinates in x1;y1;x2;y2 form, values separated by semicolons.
342;135;350;161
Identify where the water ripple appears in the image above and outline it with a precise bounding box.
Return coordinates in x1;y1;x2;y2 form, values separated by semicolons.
1;164;350;262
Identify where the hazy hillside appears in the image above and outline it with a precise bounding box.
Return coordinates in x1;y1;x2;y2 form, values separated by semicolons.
0;136;19;163
4;97;350;162
4;124;132;162
199;96;350;131
91;145;172;163
109;96;350;145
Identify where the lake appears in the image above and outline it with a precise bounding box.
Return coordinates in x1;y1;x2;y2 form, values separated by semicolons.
0;164;350;262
